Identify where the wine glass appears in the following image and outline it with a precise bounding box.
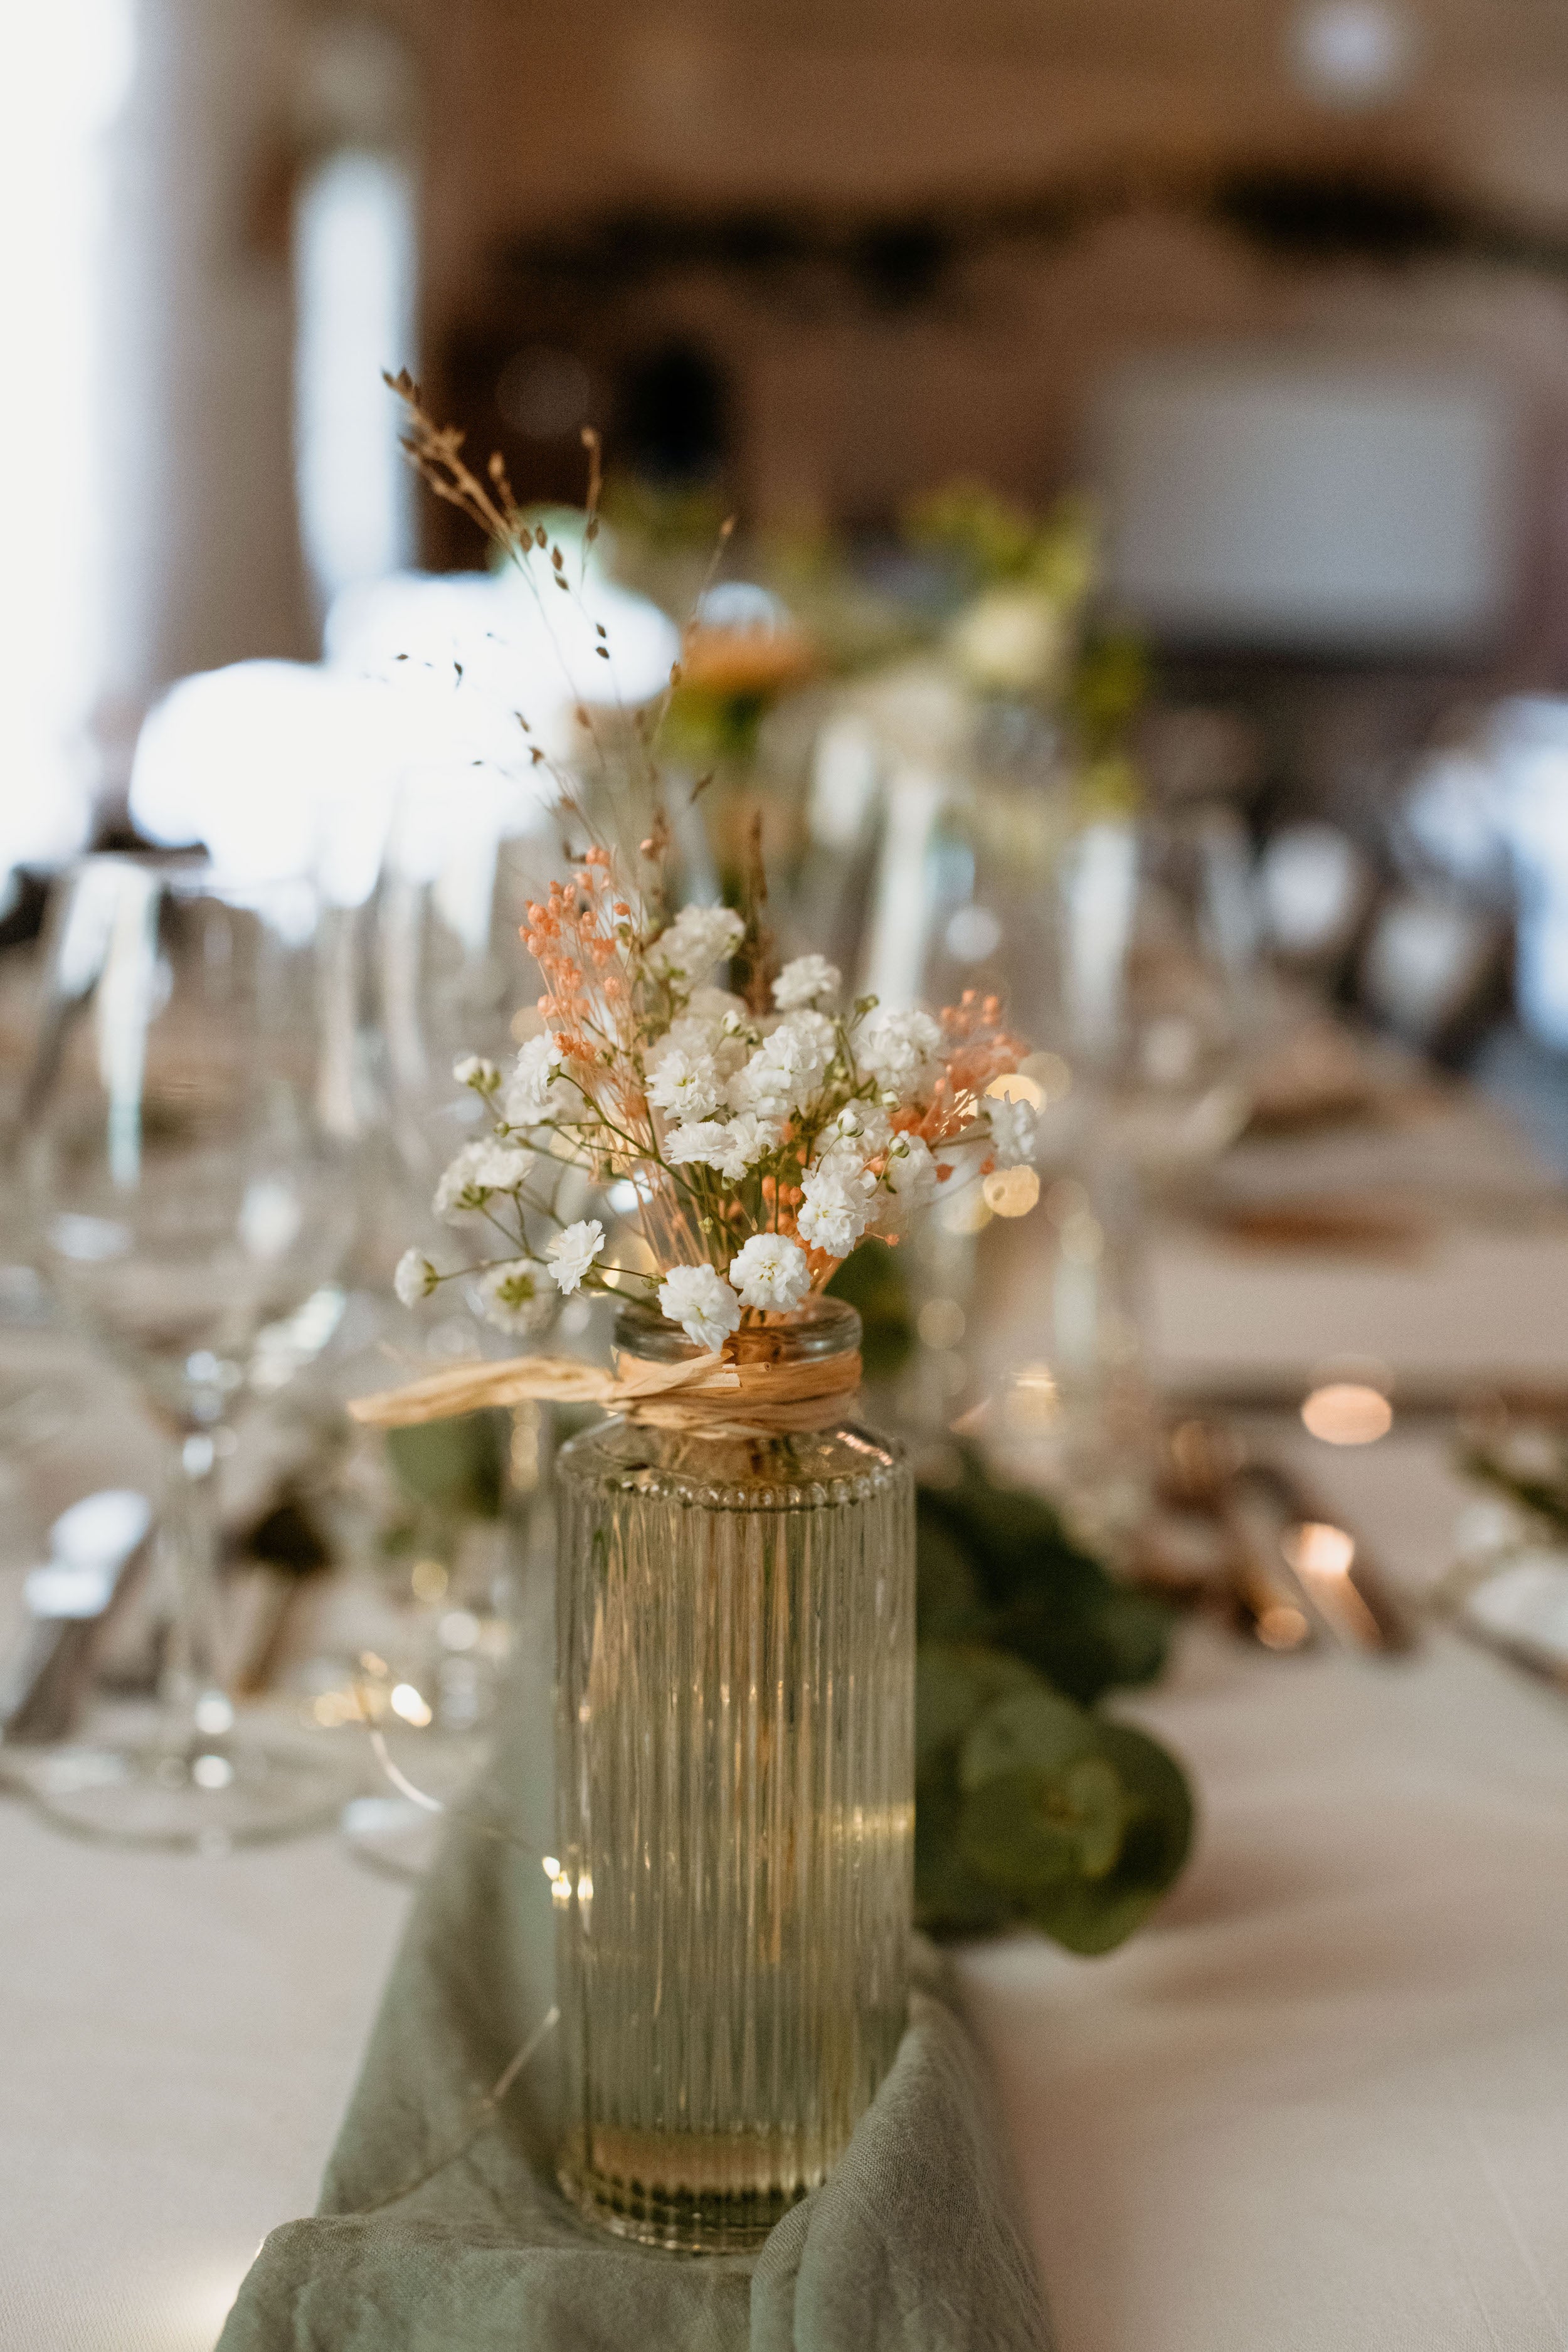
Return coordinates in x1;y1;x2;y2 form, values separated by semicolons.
18;856;360;1846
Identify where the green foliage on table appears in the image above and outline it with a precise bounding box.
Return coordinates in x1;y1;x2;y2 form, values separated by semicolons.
915;1451;1192;1952
904;482;1098;606
384;1409;508;1522
918;1448;1172;1703
825;1237;916;1382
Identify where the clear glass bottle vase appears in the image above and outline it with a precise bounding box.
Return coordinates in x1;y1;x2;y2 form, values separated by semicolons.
554;1296;914;2252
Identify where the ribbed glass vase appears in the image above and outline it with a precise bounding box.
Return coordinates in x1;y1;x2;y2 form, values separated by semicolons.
553;1296;914;2252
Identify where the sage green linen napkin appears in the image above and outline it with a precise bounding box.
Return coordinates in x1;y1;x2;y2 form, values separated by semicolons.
218;1711;1049;2352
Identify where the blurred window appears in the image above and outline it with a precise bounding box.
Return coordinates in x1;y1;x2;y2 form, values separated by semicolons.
0;0;132;896
294;149;416;619
1094;351;1513;654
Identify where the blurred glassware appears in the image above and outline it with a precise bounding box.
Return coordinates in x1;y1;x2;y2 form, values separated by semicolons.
1356;887;1510;1059
373;765;553;1177
1256;820;1374;980
903;703;1075;1045
324;550;677;774
1045;808;1257;1190
16;856;359;1845
915;1155;1156;1560
279;1380;556;1883
127;659;399;905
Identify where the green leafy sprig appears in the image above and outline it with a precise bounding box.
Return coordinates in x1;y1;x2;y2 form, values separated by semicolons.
914;1449;1193;1952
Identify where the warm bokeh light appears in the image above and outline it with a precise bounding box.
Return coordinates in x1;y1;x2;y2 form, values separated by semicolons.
983;1165;1042;1218
986;1071;1044;1110
1007;1361;1061;1431
1256;1604;1311;1651
1301;1382;1394;1444
1019;1051;1073;1103
1283;1521;1357;1577
939;1187;993;1235
918;1298;966;1349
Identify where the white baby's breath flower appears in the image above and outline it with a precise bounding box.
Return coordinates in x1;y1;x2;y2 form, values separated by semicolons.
546;1218;605;1295
810;1141;877;1194
661;1114;783;1180
663;1120;731;1167
646;1047;724;1123
650;1010;750;1086
503;1034;573;1126
733;1009;835;1118
857;1007;941;1094
712;1113;782;1179
475;1139;532;1187
475;1260;551;1335
649;1014;718;1061
433;1139;533;1222
879;1132;938;1221
453;1054;501;1094
687;985;748;1027
987;1093;1037;1167
830;1099;892;1155
729;1231;812;1312
773;953;841;1011
648;904;746;987
658;1262;742;1352
394;1248;438;1307
797;1164;872;1259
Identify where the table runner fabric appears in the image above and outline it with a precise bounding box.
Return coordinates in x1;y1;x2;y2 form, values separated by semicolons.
216;1719;1050;2352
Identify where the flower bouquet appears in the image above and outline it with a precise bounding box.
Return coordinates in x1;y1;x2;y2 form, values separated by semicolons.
352;380;1044;2254
388;881;1037;1365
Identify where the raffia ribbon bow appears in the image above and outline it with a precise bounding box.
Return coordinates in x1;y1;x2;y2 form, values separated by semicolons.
348;1345;862;1437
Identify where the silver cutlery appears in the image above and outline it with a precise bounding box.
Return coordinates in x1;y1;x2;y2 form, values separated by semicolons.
1;1488;154;1744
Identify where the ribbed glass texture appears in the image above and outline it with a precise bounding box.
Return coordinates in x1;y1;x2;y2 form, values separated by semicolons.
554;1300;914;2252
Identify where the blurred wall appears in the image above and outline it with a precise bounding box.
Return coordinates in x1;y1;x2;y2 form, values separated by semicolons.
384;2;1568;680
111;0;1568;721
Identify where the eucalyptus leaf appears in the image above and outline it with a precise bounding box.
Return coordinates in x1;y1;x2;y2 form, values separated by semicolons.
916;1648;987;1779
958;1767;1082;1894
918;1450;1175;1705
916;1513;984;1641
1022;1723;1195;1956
988;1582;1173;1705
912;1459;1194;1954
914;1773;1017;1936
958;1685;1093;1792
1064;1756;1131;1880
917;1642;1039;1781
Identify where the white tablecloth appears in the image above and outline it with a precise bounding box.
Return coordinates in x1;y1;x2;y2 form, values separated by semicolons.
6;1433;1566;2351
0;1808;408;2352
7;1089;1568;2349
961;1615;1568;2352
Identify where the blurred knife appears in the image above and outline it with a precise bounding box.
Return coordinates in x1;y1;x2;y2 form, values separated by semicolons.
1;1488;154;1744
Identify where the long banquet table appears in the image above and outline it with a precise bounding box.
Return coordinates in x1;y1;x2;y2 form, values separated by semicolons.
7;1083;1568;2351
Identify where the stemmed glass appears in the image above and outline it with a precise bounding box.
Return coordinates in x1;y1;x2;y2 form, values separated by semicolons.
18;856;360;1846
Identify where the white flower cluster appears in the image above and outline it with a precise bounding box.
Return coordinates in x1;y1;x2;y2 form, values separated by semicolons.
396;901;1037;1352
503;1034;576;1128
655;1229;813;1353
433;1138;534;1222
647;903;746;985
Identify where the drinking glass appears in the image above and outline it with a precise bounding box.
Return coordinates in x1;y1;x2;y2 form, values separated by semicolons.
19;856;359;1845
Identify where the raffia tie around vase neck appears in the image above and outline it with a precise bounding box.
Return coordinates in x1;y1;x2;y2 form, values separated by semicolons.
347;1343;863;1439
